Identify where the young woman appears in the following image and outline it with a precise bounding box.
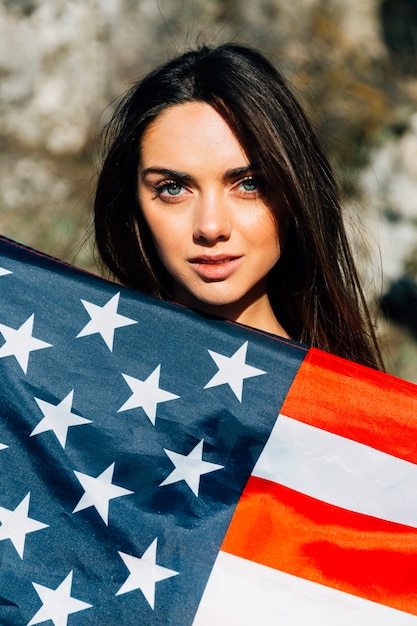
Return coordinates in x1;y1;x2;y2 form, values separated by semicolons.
93;43;383;370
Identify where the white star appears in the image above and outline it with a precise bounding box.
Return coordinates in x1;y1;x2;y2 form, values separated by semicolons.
31;390;92;449
116;538;178;609
160;439;224;497
76;292;137;351
0;267;11;276
118;365;180;425
204;341;266;401
28;571;92;626
0;314;52;373
73;462;133;525
0;493;48;559
0;443;8;450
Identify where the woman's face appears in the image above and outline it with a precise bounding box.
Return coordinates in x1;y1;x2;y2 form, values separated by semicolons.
138;101;284;333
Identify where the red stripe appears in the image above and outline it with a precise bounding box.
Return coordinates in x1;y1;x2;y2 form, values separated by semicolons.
280;348;417;463
222;476;417;615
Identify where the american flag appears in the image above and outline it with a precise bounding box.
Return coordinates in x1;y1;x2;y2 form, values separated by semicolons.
0;236;304;624
0;235;417;625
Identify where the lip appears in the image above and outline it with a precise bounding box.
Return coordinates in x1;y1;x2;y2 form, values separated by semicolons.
188;255;242;280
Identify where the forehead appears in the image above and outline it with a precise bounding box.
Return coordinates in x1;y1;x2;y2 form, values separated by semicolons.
140;101;249;168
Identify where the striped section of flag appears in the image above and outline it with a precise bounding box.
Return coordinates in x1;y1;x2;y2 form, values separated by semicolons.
253;414;417;527
194;348;417;624
193;552;417;625
281;347;417;463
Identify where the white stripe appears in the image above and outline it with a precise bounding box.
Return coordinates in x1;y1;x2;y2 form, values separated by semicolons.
193;551;417;626
253;414;417;527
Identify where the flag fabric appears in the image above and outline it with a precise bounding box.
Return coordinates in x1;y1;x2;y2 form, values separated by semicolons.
0;235;416;625
0;235;305;625
196;350;417;624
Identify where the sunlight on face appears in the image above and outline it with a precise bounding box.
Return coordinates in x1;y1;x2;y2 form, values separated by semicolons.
138;101;287;336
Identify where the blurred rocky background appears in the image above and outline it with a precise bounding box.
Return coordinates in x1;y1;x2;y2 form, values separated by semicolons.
1;0;417;381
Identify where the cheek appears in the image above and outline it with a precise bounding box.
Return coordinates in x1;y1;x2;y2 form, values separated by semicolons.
254;213;281;258
140;203;175;258
149;227;183;271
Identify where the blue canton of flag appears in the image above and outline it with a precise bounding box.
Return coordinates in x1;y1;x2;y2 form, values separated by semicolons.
0;236;306;625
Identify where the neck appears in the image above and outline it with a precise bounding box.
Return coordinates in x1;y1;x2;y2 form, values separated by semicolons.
228;295;289;338
176;291;289;339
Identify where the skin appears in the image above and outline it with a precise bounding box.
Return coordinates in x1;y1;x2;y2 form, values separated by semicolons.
138;101;288;338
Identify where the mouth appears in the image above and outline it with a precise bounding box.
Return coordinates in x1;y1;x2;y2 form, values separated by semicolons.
189;255;241;265
188;255;242;280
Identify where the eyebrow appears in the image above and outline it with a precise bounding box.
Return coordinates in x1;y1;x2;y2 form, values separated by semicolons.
140;168;193;182
140;164;258;183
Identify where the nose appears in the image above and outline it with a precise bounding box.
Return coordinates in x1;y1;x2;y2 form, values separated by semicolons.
193;191;232;244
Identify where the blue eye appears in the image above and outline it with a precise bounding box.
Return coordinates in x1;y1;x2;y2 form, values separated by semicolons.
165;182;183;195
153;181;187;200
238;176;263;194
241;178;258;191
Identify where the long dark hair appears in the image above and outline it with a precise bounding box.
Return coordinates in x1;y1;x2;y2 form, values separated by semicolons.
94;43;383;369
